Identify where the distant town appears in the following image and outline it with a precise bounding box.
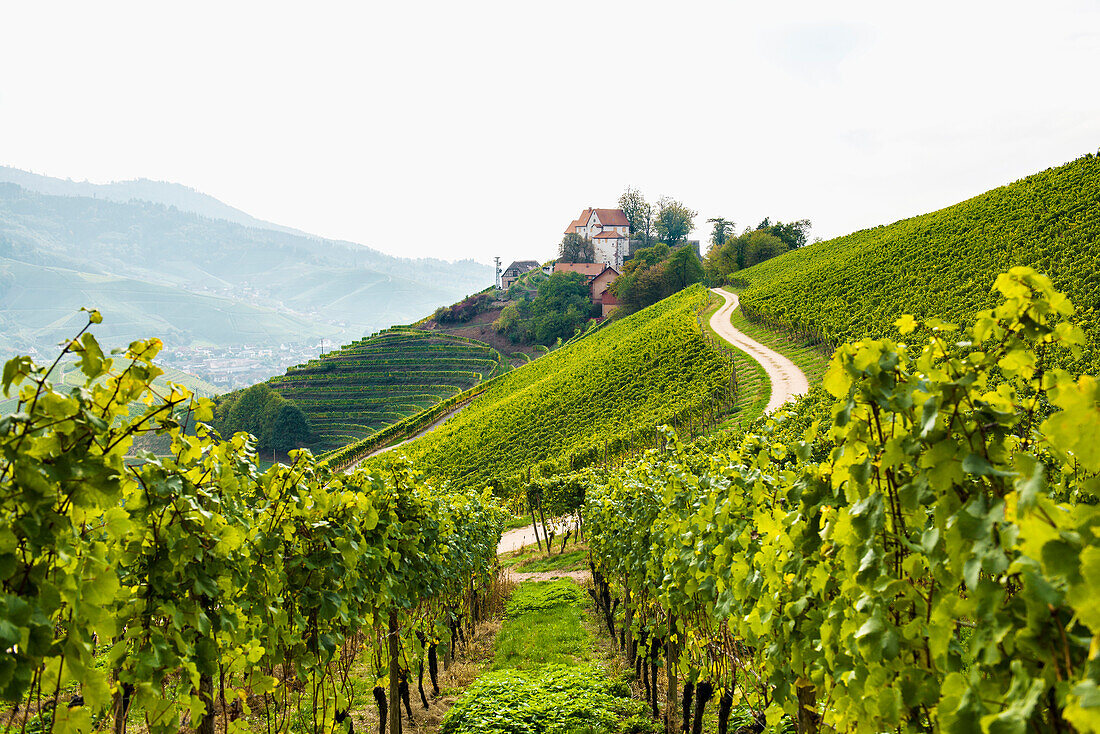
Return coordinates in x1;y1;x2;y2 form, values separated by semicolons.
160;341;328;391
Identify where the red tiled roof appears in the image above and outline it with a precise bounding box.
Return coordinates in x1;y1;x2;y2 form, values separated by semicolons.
554;262;606;278
592;208;629;227
564;208;593;234
593;229;626;239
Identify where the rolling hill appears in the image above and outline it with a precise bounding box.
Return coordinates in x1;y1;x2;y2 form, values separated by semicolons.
373;285;738;490
736;151;1100;373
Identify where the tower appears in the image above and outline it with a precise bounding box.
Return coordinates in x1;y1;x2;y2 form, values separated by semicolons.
494;256;502;289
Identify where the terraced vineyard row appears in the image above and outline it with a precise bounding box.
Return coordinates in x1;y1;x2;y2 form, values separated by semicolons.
268;326;506;449
737;151;1100;373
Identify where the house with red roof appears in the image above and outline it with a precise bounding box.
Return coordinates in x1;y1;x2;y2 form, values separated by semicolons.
564;207;630;270
553;262;621;317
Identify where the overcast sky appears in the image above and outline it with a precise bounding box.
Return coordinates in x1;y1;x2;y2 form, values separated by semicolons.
2;1;1098;266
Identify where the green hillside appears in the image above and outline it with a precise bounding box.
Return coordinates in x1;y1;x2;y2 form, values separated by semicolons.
736;152;1100;372
380;285;737;490
268;327;506;449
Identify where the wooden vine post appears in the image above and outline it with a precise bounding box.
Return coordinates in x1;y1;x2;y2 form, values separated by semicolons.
389;610;400;734
666;613;678;733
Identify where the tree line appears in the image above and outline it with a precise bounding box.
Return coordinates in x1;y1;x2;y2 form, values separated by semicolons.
212;382;313;452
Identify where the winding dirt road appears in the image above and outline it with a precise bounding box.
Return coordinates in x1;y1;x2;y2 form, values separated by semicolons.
709;288;809;414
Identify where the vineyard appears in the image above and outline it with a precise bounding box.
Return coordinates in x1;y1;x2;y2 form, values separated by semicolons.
374;285;741;492
267;327;506;450
578;269;1100;732
737;152;1100;374
0;315;506;733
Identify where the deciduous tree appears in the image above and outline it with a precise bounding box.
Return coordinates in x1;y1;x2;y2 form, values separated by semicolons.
559;233;595;263
654;197;697;246
755;217;812;250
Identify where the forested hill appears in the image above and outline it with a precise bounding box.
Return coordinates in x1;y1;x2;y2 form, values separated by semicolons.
0;180;490;357
737;151;1100;373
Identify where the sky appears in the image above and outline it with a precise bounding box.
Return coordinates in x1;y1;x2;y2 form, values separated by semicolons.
2;1;1098;267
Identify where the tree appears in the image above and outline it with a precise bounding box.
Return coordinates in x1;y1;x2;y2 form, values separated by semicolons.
743;230;786;267
707;217;735;250
215;382;313;451
224;382;273;440
494;272;596;345
663;246;705;291
619;187;654;243
611;243;703;314
559;233;595;263
267;403;312;451
755;217;812;250
654;197;697;246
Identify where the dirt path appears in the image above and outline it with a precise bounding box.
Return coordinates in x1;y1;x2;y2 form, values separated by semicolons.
709;288;810;414
505;568;591;584
497;520;578;554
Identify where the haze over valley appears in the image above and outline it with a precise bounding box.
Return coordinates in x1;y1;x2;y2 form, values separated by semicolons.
0;167;491;387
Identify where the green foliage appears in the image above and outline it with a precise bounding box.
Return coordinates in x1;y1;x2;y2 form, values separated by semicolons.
584;268;1100;732
754;217;812;250
439;665;644;734
390;285;737;491
212;382;313;451
619;186;653;245
495;272;597;346
706;217;736;250
705;230;786;283
613;244;704;314
560;233;596;263
737;152;1100;373
653;197;697;246
0;314;504;732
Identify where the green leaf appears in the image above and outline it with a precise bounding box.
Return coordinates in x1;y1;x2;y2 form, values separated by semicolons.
962;453;1015;478
1041;374;1100;472
895;314;918;335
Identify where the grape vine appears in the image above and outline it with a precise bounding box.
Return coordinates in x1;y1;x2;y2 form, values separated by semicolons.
585;268;1100;732
0;313;504;733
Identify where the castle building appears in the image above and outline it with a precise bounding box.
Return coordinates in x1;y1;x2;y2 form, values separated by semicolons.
563;207;630;270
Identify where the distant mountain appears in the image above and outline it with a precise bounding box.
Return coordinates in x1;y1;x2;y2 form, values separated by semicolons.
0;171;492;383
0;166;307;236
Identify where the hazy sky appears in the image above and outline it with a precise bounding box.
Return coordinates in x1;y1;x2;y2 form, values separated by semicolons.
2;1;1098;266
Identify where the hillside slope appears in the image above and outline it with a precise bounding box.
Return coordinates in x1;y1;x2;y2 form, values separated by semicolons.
737;152;1100;372
268;327;505;449
380;285;737;490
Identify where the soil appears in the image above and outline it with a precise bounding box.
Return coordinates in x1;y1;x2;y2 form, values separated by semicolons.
505;568;591;584
416;305;541;364
496;521;579;554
